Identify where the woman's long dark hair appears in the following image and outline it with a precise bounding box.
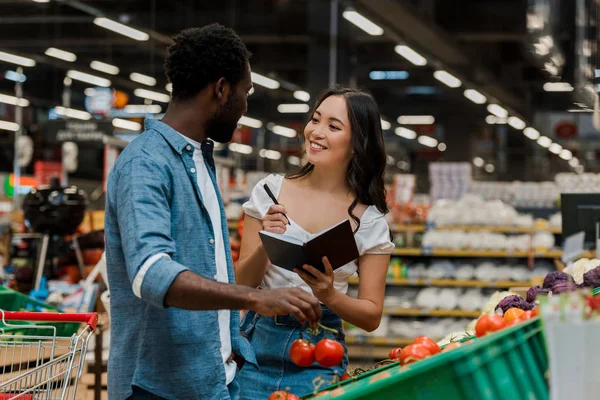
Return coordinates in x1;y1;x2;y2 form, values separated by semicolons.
286;85;388;232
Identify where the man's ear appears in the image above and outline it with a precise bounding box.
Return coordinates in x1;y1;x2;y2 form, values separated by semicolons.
214;77;231;106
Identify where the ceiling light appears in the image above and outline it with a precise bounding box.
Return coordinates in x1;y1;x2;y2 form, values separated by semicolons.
397;115;435;125
464;89;487;104
543;82;573;92
575;165;584;174
238;116;263;129
54;106;92;120
4;70;26;83
271;125;296;138
567;108;592;113
93;17;149;41
248;87;254;95
0;93;29;107
0;51;36;67
165;83;173;93
485;115;497;124
569;158;579;167
484;164;495;173
508;116;526;130
287;156;301;166
417;135;438;147
342;10;383;36
277;104;310;113
386;155;396;165
438;143;447;151
130;72;156;87
293;90;310;102
559;149;572;160
259;149;282;160
84;88;96;97
433;70;462;88
228;143;253;154
124;104;162;114
549;143;562;154
394;45;427;66
487;104;508;118
90;61;120;75
395;127;416;139
112;118;141;131
369;70;409;80
251;72;280;89
134;88;170;103
0;120;19;132
67;70;111;87
537;136;552;148
523;127;540;140
45;47;76;62
473;157;484;167
32;0;51;3
381;119;391;130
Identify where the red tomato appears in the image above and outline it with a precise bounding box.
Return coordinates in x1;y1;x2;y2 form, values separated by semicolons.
399;344;431;365
520;310;533;321
503;308;525;323
268;391;300;400
475;315;505;337
314;339;344;367
531;306;540;317
289;339;315;367
442;342;462;352
388;347;403;360
412;336;441;355
341;372;352;381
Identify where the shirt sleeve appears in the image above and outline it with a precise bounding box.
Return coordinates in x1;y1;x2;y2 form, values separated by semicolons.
356;209;395;255
242;174;281;219
112;156;189;308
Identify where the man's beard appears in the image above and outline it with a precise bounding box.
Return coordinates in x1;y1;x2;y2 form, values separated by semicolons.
206;98;239;143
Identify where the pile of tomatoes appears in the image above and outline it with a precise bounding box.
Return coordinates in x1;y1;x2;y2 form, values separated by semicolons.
475;306;539;337
388;336;442;366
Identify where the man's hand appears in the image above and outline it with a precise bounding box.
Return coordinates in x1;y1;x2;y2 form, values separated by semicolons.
248;287;321;324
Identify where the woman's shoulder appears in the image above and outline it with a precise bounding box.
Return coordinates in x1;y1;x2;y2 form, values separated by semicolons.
359;205;388;227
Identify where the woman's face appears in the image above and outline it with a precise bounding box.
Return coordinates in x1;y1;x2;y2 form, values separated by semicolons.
304;95;353;168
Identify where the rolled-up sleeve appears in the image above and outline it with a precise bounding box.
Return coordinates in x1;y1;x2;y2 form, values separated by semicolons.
114;156;189;308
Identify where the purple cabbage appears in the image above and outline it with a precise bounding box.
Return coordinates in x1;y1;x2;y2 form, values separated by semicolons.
526;286;551;303
551;281;584;294
543;271;573;289
583;266;600;288
495;295;535;314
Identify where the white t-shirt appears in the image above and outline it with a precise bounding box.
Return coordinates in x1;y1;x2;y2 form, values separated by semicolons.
242;174;395;294
178;133;236;385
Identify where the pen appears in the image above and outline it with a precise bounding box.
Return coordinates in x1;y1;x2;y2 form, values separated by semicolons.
263;183;291;225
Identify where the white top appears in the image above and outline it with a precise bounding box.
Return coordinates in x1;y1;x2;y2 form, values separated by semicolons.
243;174;395;295
178;134;236;385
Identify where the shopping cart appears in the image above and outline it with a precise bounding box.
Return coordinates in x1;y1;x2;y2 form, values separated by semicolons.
0;310;98;400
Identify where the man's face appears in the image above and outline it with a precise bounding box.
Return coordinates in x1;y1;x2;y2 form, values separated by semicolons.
207;63;253;143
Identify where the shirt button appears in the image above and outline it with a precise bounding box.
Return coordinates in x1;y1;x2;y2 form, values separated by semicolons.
214;274;218;280
190;168;196;173
186;145;191;151
209;238;215;244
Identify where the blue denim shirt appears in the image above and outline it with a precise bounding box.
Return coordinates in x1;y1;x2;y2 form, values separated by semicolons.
105;119;255;400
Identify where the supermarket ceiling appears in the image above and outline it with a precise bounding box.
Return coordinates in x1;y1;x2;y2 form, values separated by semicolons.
0;0;592;175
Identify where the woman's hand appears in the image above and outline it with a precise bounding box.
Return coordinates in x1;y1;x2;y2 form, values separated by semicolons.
295;257;336;303
262;204;289;234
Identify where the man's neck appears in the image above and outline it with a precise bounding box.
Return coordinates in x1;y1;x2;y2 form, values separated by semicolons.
161;101;209;143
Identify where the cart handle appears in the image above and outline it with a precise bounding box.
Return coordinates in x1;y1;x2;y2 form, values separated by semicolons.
1;311;98;331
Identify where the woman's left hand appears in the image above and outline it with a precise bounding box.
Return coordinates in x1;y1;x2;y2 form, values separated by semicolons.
294;257;336;303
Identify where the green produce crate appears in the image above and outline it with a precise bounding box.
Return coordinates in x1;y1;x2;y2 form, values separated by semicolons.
305;319;548;400
0;286;80;338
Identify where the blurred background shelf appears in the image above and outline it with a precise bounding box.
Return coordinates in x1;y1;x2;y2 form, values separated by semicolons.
383;308;481;318
391;224;561;234
349;277;532;288
392;248;593;258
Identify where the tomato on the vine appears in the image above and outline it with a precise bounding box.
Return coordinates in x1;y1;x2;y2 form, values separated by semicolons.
268;391;300;400
289;339;315;367
475;315;505;337
399;344;431;365
314;339;344;367
388;347;403;361
412;336;441;355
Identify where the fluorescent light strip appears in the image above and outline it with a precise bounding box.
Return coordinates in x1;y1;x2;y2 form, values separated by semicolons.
238;116;263;129
93;17;149;41
473;157;485;167
417;135;438;147
567;108;592;113
67;70;111;87
508;116;526;130
559;149;572;160
251;72;280;89
543;82;573;92
342;10;383;36
228;143;253;154
523;127;540;140
438;143;447;151
287;156;301;166
0;93;29;107
90;61;120;75
134;88;170;103
124;104;162;114
381;119;391;130
271;125;296;138
395;127;416;139
4;71;26;83
277;104;310;113
569;158;579;167
433;70;462;88
537;136;552;148
45;47;76;62
112;118;142;131
130;72;156;87
165;83;173;93
487;104;508;118
0;51;36;67
484;164;495;173
398;115;435;125
293;90;310;102
464;89;486;104
0;120;19;132
259;149;282;160
549;143;562;154
55;106;92;120
394;45;427;66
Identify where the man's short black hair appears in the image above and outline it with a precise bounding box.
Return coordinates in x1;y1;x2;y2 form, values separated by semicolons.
164;24;251;101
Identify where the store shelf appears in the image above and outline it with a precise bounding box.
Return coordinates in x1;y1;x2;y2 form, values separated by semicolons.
349;277;531;288
346;345;391;360
391;224;561;234
392;248;592;258
383;308;481;318
345;336;414;347
227;221;239;230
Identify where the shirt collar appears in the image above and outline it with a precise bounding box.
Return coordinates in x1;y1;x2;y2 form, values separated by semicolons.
145;118;215;158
